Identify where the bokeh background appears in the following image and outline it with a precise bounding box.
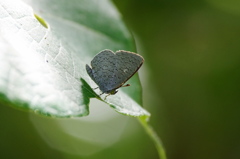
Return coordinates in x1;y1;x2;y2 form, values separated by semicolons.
1;0;240;159
113;0;240;159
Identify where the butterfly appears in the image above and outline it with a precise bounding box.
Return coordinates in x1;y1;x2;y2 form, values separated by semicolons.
86;49;144;99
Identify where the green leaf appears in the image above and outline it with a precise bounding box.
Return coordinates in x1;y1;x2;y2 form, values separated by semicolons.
0;0;150;118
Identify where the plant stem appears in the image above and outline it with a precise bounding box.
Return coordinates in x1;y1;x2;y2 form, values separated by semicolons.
138;117;167;159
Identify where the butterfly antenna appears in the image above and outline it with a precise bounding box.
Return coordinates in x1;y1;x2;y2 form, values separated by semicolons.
122;84;130;87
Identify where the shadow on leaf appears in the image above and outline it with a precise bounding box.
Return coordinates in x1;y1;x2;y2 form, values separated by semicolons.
80;78;100;100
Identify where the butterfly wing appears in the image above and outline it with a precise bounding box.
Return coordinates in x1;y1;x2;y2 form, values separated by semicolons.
110;50;144;90
86;50;144;94
87;50;117;93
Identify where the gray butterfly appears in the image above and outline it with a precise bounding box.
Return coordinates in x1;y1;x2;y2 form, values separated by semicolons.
86;49;144;98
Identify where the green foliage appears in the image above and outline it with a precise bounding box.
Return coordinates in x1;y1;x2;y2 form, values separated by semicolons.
0;0;149;118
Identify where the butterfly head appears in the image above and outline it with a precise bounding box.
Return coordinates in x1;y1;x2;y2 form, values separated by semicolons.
108;89;118;95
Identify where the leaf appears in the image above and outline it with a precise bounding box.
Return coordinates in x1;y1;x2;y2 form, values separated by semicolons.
0;0;150;118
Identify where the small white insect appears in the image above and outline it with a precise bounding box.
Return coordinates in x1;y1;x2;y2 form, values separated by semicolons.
86;49;144;99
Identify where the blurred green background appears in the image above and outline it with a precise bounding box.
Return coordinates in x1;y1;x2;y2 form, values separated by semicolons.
113;0;240;159
1;0;240;159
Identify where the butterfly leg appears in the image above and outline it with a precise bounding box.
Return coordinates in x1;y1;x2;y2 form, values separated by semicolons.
93;87;99;90
104;94;111;100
